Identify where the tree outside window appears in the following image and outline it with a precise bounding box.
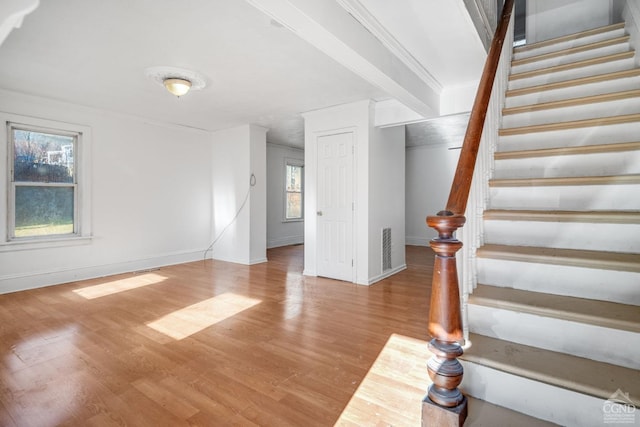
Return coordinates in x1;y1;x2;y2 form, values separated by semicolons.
285;161;303;221
9;125;78;239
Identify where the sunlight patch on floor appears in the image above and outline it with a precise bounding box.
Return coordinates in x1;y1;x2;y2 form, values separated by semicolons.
146;292;261;340
336;333;432;427
73;273;167;299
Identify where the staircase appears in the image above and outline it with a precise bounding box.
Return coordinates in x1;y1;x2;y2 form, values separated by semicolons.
459;22;640;426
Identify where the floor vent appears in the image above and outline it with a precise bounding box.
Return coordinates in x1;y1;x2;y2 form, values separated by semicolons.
382;227;392;271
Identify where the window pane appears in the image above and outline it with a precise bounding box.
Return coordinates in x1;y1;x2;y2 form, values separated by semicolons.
15;186;74;237
286;192;302;219
286;165;302;192
13;129;75;183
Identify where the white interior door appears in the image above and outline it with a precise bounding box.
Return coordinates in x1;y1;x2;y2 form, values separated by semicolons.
316;132;354;281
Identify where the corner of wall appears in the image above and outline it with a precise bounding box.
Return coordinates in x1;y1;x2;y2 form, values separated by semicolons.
624;0;640;65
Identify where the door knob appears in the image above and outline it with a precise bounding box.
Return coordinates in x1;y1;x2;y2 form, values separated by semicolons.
317;211;323;216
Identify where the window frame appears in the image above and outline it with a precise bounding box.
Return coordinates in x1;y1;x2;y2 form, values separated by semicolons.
1;113;92;251
283;158;304;222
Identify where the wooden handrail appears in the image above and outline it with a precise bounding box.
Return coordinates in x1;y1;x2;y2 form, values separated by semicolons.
447;0;515;215
422;0;515;425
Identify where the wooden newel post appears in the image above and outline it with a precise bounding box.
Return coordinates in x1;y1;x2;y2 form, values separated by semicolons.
418;3;513;425
422;211;467;427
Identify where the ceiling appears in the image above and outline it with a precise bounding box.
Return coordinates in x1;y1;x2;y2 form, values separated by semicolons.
347;0;487;87
0;0;486;148
406;113;471;148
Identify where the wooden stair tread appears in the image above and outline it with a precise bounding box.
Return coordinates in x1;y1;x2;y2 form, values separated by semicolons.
502;89;640;116
512;35;630;67
470;285;640;333
484;209;640;224
499;113;640;136
509;51;635;81
495;141;640;159
506;68;640;98
464;21;640;421
490;174;640;187
477;244;640;272
461;333;640;406
514;23;626;54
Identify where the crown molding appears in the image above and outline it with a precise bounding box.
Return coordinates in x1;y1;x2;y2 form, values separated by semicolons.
336;0;443;93
464;0;495;51
267;141;304;151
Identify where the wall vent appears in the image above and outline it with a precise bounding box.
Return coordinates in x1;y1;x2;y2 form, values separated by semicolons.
382;227;392;272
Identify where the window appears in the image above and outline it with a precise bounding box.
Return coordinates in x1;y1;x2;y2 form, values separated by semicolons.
1;114;91;249
284;160;303;221
9;124;78;238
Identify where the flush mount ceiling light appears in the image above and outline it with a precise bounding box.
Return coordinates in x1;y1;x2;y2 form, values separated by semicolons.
145;66;207;98
163;78;191;97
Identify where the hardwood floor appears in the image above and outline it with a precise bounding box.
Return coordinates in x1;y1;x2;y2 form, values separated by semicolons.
0;245;436;426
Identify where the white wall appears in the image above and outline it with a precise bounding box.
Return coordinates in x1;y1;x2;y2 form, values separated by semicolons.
368;125;406;283
211;124;267;265
526;0;610;43
266;143;304;248
405;144;461;246
624;0;640;66
250;126;267;264
612;0;627;23
0;90;212;293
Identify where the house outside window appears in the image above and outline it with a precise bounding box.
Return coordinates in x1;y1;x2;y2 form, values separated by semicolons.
284;159;303;221
1;114;92;250
9;125;78;238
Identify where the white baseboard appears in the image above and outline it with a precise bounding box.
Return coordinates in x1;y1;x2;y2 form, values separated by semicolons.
0;249;205;295
406;236;432;247
267;235;304;249
249;257;268;265
367;264;407;285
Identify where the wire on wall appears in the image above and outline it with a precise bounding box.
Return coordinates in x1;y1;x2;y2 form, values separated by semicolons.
203;173;256;260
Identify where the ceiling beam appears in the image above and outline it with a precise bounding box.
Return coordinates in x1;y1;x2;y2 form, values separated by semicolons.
245;0;440;118
0;0;39;47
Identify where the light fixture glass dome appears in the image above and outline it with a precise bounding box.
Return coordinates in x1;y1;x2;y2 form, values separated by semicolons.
145;67;206;98
163;78;192;97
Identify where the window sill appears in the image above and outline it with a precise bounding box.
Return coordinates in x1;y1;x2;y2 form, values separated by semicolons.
0;235;92;252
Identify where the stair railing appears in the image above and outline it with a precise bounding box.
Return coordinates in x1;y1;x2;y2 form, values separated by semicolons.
422;0;514;422
458;3;514;342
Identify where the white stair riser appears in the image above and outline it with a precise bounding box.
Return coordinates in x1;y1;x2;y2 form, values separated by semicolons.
508;58;635;90
477;258;640;305
471;25;640;426
505;75;640;108
502;97;640;128
511;42;630;75
489;184;640;211
494;150;640;178
468;305;640;369
499;121;640;151
461;361;613;427
513;28;627;60
484;220;640;253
